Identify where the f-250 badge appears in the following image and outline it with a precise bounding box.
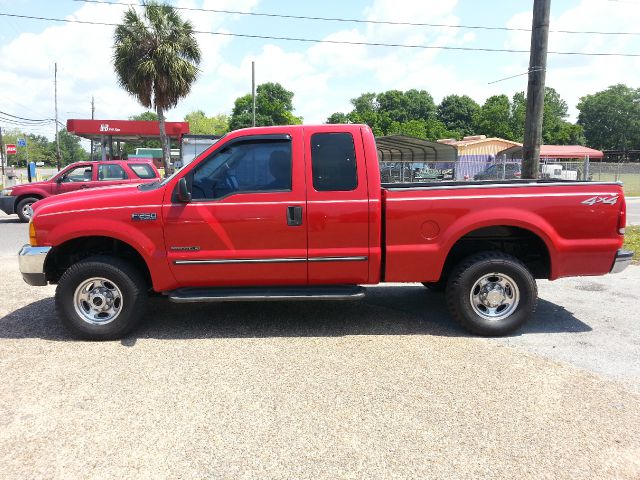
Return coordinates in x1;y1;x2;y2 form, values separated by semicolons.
581;196;618;206
131;212;157;221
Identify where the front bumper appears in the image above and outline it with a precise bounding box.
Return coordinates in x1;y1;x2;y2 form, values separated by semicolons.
0;195;16;215
18;245;51;286
610;249;634;274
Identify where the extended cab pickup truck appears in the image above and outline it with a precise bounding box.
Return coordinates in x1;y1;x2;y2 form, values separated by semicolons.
18;124;633;340
0;159;159;222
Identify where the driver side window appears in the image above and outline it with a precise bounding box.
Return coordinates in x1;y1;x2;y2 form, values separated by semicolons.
191;139;292;200
62;165;93;183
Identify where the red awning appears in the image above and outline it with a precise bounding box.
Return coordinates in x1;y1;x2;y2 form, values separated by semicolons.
66;119;190;141
539;145;603;159
497;144;604;160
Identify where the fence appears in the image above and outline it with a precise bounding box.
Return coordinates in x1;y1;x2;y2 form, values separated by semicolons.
380;157;640;196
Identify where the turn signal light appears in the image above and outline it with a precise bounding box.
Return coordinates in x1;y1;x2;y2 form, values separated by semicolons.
29;221;37;246
617;196;626;235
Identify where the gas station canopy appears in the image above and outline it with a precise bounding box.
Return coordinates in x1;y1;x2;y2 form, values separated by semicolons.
66;119;190;142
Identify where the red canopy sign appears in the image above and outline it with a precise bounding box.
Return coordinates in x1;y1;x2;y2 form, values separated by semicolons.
5;144;16;155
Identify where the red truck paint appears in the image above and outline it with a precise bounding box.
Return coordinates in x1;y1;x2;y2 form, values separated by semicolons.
0;160;159;221
20;124;632;338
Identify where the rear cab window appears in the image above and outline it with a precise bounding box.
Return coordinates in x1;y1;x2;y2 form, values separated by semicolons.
98;164;128;181
129;163;157;179
311;133;357;191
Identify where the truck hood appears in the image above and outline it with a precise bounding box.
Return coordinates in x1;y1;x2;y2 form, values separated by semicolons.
33;183;154;217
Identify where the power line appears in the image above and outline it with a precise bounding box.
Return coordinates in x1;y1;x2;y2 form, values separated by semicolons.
73;0;640;36
1;12;639;56
0;109;55;123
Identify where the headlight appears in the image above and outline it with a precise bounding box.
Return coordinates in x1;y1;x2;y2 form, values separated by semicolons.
1;188;12;196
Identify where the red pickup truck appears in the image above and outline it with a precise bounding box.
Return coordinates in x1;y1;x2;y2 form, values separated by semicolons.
18;124;632;340
0;160;159;222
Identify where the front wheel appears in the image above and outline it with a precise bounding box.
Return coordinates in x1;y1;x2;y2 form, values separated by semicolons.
16;196;38;222
55;256;148;340
445;252;537;336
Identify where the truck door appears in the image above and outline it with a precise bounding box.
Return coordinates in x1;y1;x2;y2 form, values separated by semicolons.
55;163;96;193
163;132;308;287
304;127;370;284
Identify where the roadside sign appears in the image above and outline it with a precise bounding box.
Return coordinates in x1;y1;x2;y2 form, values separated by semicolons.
6;144;17;155
17;138;27;147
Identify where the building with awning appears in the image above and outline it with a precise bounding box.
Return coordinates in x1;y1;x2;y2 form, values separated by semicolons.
438;135;522;180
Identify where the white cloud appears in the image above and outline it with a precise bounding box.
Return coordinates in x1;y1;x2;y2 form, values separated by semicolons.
1;0;638;140
503;0;640;119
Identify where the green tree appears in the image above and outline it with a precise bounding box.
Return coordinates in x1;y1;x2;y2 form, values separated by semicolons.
437;94;480;137
577;84;640;150
184;110;229;135
329;89;438;137
326;112;351;124
56;129;90;166
113;1;201;175
474;95;514;139
510;87;580;144
229;82;302;131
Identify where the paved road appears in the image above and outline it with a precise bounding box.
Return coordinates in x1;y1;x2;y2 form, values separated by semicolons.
0;213;25;256
1;220;640;478
627;197;640;226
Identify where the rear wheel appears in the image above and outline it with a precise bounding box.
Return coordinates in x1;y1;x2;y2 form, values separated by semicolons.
16;196;38;222
445;252;537;336
55;256;147;340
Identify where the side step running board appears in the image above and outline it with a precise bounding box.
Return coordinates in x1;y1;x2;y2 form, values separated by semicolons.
167;285;366;303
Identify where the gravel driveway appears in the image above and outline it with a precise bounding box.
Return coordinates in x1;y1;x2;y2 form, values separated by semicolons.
1;247;639;479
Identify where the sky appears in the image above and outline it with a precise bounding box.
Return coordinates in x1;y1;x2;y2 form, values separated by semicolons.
0;0;639;144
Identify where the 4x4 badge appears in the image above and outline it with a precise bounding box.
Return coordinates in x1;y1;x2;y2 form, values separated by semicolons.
581;196;618;206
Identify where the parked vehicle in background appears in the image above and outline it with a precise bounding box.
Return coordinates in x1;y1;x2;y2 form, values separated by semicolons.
474;162;522;180
541;164;578;180
0;160;160;222
18;124;632;340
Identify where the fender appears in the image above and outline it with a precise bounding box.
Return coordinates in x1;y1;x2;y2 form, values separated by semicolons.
42;217;177;291
436;207;559;278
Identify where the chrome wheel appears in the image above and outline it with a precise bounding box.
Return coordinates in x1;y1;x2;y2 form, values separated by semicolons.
73;277;123;325
469;272;520;321
21;203;33;220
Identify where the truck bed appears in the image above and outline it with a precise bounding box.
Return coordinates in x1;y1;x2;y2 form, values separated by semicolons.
381;180;624;283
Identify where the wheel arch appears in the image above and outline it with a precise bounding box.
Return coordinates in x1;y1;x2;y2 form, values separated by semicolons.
440;223;554;281
44;236;153;289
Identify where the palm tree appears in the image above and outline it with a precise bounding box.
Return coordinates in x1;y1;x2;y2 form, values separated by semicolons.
113;1;201;176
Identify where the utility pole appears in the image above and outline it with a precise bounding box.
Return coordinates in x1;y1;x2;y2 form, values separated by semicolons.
251;61;256;127
54;62;61;171
521;0;550;179
90;96;95;160
0;126;5;181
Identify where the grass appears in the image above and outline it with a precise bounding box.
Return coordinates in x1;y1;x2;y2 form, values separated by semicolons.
592;173;640;197
624;226;640;264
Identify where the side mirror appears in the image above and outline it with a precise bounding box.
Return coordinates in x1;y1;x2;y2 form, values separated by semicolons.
177;177;192;203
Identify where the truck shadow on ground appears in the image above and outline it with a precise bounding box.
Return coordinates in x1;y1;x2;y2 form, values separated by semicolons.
0;285;592;343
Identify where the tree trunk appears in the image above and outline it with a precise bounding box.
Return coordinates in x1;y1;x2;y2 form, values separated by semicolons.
156;105;171;177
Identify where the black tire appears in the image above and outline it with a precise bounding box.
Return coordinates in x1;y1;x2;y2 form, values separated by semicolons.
422;280;446;292
16;196;39;222
55;256;148;340
445;252;537;336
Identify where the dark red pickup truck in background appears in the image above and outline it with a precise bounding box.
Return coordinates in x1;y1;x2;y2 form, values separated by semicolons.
18;124;633;339
0;159;159;222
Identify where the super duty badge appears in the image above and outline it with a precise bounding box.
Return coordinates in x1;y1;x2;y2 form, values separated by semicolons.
131;213;157;221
